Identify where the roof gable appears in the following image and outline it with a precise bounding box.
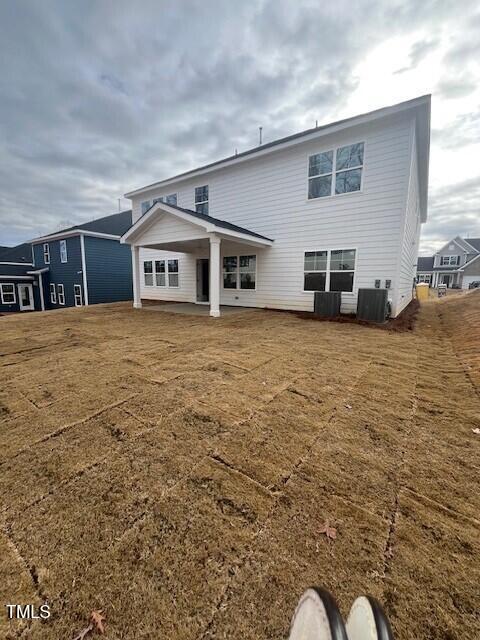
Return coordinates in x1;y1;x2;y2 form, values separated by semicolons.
0;242;33;264
463;237;480;252
32;210;132;243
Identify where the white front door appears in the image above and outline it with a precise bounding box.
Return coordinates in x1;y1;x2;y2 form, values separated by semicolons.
18;284;34;311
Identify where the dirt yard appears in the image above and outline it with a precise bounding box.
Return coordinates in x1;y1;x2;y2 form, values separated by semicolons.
1;293;479;640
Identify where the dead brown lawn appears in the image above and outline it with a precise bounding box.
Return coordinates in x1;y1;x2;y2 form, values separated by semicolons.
0;293;479;639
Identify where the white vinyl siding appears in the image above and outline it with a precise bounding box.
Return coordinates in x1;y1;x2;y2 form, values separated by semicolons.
131;109;417;316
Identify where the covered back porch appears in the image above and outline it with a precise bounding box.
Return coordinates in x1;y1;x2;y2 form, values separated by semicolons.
120;202;273;317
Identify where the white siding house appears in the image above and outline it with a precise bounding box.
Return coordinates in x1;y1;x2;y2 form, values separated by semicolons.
122;96;431;318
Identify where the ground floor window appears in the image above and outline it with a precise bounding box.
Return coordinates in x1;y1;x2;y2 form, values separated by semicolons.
144;261;153;286
0;283;16;304
304;249;356;292
168;260;179;287
74;284;83;306
418;274;431;284
50;283;57;304
57;283;65;305
155;260;166;286
222;255;256;290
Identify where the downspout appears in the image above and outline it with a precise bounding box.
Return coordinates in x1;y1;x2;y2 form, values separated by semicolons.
80;234;89;305
38;273;45;311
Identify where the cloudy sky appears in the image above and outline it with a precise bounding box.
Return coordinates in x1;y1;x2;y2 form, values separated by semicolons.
1;0;479;254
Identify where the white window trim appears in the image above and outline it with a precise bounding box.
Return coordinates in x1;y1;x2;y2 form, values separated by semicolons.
154;260;167;287
222;254;257;291
57;283;65;305
439;255;459;266
303;248;357;295
74;284;83;306
49;283;57;304
194;185;209;214
60;240;68;263
143;260;154;287
0;283;16;304
167;259;179;288
43;243;50;264
307;141;365;201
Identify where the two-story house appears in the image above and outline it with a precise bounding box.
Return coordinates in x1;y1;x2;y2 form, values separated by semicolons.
121;95;431;318
29;210;133;310
417;236;480;288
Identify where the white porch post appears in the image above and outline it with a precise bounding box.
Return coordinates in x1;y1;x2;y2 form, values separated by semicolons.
132;245;142;309
209;236;221;318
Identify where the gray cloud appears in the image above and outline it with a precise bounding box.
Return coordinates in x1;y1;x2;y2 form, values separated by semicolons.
0;0;479;250
395;38;439;74
432;110;480;149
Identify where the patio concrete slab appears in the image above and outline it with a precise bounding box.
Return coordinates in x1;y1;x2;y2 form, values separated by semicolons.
144;302;257;316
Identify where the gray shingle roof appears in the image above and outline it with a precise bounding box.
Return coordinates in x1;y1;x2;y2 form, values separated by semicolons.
465;237;480;252
33;210;132;242
417;256;434;271
0;242;32;263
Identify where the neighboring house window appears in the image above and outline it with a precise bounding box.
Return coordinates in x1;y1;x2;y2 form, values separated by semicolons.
308;142;364;199
144;261;153;286
440;255;459;266
304;249;356;292
141;200;151;215
43;243;50;264
0;283;16;304
418;274;431;283
195;185;209;214
154;194;177;206
168;259;179;287
50;283;56;304
155;260;166;286
74;284;83;306
222;255;256;290
57;284;65;305
60;239;68;263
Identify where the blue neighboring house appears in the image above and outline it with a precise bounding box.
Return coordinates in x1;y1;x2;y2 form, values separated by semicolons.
0;242;41;313
0;210;133;313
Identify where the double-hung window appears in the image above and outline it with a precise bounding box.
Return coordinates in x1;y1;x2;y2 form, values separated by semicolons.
57;283;65;305
50;283;57;304
223;255;256;290
304;249;356;293
195;186;209;215
60;239;68;263
144;261;153;286
168;260;179;287
74;284;83;306
308;142;364;199
0;283;16;304
155;260;166;286
43;243;50;264
141;200;151;215
153;193;177;206
440;255;459;266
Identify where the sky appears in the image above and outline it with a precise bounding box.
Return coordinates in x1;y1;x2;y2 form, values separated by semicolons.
0;0;479;254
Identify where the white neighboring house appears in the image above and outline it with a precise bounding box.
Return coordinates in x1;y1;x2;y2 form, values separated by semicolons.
121;95;431;318
417;236;480;288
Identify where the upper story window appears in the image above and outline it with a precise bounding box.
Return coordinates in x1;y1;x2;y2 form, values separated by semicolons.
304;249;356;292
60;239;68;263
43;243;50;264
153;194;177;206
141;200;151;215
308;142;364;199
195;185;209;215
440;255;459;266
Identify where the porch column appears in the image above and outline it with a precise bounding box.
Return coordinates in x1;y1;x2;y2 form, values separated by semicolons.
209;236;221;318
132;245;142;309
